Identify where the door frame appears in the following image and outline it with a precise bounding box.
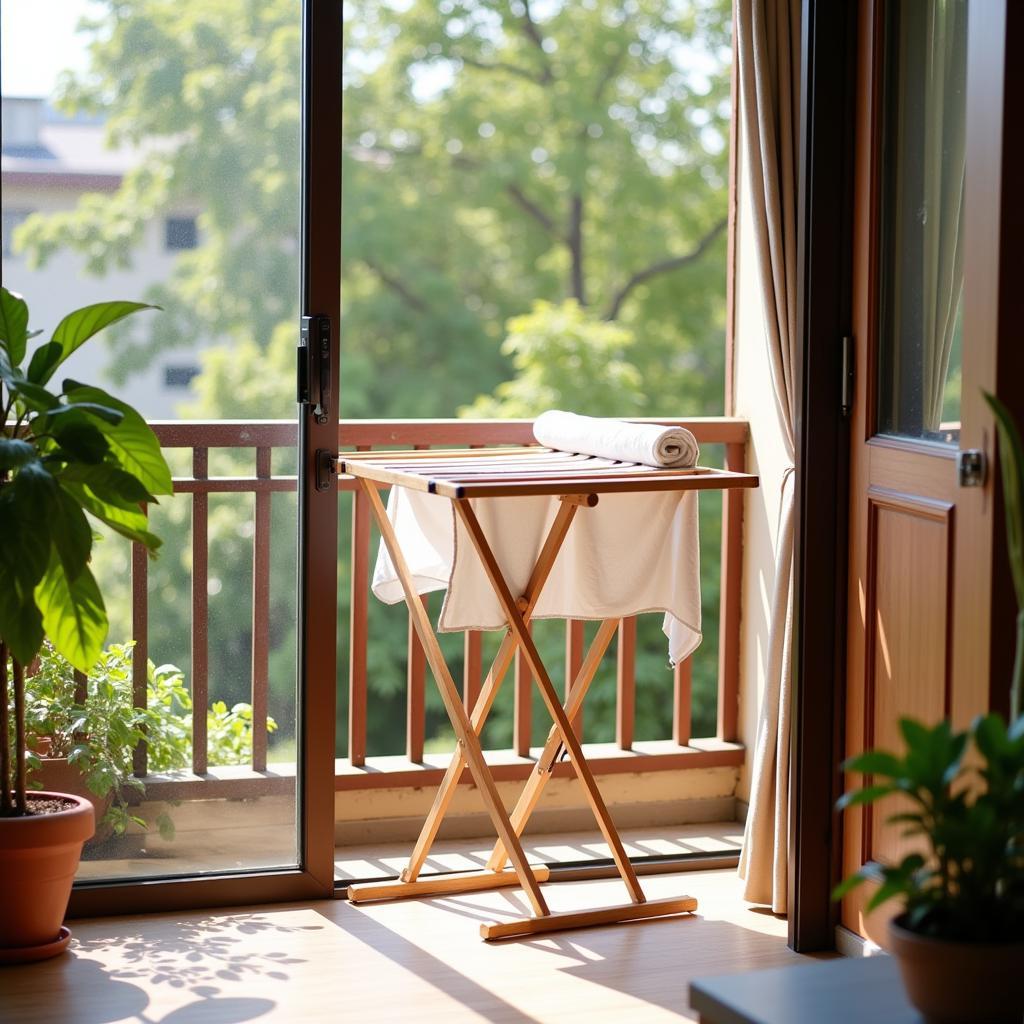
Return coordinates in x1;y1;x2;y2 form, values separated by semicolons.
790;0;1024;951
68;0;342;917
788;0;858;953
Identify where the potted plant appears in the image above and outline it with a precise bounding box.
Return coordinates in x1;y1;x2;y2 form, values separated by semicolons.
23;641;186;842
23;640;277;847
835;392;1024;1024
0;285;171;962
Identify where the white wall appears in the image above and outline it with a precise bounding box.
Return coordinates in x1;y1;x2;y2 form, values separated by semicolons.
2;182;202;419
732;138;790;804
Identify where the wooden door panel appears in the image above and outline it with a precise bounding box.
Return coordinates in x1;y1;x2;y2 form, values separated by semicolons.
864;491;951;867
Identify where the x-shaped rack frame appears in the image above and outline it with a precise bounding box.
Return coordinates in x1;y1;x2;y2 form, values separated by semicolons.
340;447;758;940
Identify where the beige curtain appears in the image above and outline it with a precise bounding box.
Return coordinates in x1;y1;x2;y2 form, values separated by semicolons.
735;0;801;915
920;0;967;431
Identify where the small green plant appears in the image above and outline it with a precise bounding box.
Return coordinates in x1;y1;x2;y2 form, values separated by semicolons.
834;715;1024;943
20;641;277;839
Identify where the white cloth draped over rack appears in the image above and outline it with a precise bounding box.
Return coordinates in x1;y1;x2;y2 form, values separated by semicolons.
371;478;702;666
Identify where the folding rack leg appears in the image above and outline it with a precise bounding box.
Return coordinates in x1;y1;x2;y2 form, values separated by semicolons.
349;481;549;917
487;616;619;873
396;498;581;885
455;497;698;940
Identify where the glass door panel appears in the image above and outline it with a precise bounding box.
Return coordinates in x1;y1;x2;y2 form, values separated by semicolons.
876;0;968;444
2;0;301;880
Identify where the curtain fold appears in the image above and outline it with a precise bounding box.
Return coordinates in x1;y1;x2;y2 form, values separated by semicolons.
735;0;801;915
920;0;967;432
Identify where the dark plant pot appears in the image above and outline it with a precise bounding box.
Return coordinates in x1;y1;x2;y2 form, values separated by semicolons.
0;792;95;963
888;915;1024;1024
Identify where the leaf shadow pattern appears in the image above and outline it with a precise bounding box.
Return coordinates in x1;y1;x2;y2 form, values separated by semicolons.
71;912;317;991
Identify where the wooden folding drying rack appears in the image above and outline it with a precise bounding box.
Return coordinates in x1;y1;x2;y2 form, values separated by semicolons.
340;446;758;940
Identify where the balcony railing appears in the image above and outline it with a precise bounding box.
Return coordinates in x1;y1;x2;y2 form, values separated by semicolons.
132;418;747;805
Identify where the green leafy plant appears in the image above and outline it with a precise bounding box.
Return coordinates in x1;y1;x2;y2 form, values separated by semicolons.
834;715;1024;942
0;285;171;816
985;392;1024;722
19;641;277;839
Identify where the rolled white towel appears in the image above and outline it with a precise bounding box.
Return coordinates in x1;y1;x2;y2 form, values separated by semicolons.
533;410;700;469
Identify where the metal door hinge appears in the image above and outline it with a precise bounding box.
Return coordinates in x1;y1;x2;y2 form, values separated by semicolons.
957;449;987;488
298;314;331;424
315;449;337;492
841;335;855;417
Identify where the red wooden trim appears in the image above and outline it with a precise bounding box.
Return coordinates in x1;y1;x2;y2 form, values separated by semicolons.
717;440;745;741
673;657;693;746
131;540;149;778
406;595;427;763
251;447;272;772
171;476;296;493
348;447;371;767
616;617;636;750
191;447;209;775
145;417;748;451
334;741;745;791
463;631;482;712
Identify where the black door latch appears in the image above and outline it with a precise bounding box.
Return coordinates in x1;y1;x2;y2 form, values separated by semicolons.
297;314;331;424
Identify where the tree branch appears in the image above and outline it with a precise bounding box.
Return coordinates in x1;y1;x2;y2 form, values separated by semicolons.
506;183;560;238
363;259;431;314
568;194;586;305
592;48;626;102
457;54;546;86
519;0;554;83
603;218;728;320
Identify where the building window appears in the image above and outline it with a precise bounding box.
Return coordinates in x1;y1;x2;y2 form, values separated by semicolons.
165;216;198;251
2;210;31;257
164;364;201;388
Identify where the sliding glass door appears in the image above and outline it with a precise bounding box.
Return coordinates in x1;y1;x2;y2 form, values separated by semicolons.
0;0;340;908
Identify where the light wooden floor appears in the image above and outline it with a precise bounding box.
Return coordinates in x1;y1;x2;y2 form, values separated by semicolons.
0;867;825;1024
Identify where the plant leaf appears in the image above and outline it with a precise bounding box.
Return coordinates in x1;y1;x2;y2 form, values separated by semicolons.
60;480;162;552
842;750;905;779
985;392;1024;610
0;572;44;665
31;300;157;385
60;461;157;505
0;484;51;590
11;377;60;414
34;551;107;673
26;341;62;384
836;783;897;810
831;872;868;901
50;486;93;582
46;401;124;426
46;410;111;464
0;287;29;366
62;383;172;495
0;437;35;471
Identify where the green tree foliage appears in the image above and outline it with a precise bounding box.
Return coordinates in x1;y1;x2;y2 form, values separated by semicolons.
18;0;732;755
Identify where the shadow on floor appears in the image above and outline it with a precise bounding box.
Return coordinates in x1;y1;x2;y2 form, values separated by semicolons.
316;903;545;1024
5;912;319;1024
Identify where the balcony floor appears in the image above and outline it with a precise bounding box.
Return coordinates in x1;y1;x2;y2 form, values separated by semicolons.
2;867;829;1023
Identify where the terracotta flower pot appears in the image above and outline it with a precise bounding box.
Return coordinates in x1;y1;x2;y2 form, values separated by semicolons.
0;792;95;963
36;756;114;835
888;915;1024;1024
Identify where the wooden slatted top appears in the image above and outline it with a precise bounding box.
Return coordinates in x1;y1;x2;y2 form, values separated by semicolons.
337;446;759;499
